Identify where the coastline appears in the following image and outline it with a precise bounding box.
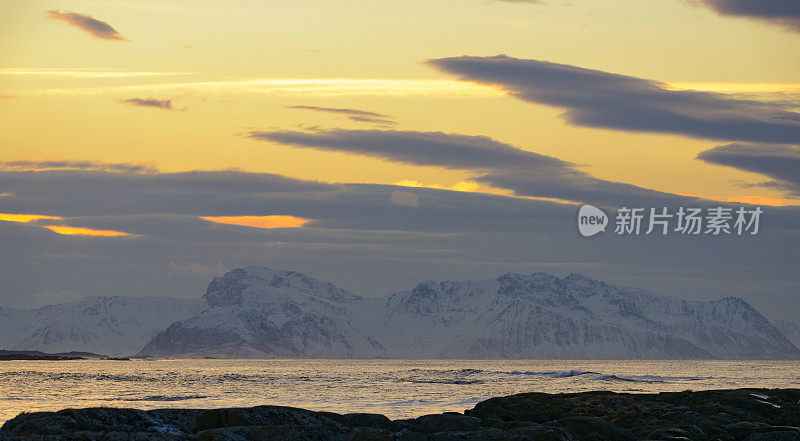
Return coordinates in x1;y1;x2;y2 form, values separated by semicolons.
2;388;799;440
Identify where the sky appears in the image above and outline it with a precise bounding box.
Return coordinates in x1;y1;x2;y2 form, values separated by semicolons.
0;0;799;321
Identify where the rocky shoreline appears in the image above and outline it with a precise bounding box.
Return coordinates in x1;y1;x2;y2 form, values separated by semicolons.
1;388;799;440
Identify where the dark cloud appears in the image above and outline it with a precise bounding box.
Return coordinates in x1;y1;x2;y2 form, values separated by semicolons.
0;160;157;173
120;98;175;110
0;168;798;322
46;10;127;41
346;116;397;126
250;128;696;206
428;55;800;145
287;105;387;118
287;105;396;125
691;0;800;32
0;170;328;218
252;129;567;170
697;144;800;195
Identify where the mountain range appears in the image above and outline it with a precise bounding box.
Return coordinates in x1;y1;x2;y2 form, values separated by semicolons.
2;266;798;359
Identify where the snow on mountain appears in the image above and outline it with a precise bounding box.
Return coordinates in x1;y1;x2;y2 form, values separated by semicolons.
139;267;384;358
0;307;37;351
776;320;800;349
1;296;204;356
140;267;800;359
372;272;798;359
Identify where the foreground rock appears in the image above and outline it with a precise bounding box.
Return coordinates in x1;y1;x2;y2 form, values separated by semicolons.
0;350;99;361
1;388;799;440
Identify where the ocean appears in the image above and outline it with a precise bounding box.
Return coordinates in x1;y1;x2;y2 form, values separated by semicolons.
1;359;798;425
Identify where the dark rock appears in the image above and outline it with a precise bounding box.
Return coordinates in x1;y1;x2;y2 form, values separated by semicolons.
744;432;800;441
648;426;704;440
0;407;196;437
1;388;799;441
557;416;635;441
195;425;390;441
195;406;343;431
397;413;482;433
330;413;393;431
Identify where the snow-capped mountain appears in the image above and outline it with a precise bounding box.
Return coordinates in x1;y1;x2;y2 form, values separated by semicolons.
0;296;204;356
139;267;384;358
776;320;800;349
371;272;797;359
140;267;800;359
1;266;796;359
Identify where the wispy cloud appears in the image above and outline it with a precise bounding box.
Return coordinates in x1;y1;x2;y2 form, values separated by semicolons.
17;79;504;98
688;0;800;32
286;105;386;118
251;128;568;170
697;144;800;196
346;116;397;125
46;10;127;41
0;160;157;173
666;82;800;94
0;69;191;78
429;55;800;145
287;105;397;125
249;128;695;207
119;97;176;110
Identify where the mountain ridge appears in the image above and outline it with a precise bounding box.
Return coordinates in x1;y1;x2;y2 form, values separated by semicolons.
139;266;800;360
1;266;797;359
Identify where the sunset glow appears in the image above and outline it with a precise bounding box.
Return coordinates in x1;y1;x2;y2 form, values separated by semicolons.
0;213;62;223
202;215;311;229
44;225;130;237
0;0;798;364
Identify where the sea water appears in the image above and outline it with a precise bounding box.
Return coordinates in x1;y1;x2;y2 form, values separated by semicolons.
1;359;798;424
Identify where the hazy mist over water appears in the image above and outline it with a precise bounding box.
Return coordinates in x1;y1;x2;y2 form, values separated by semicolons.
1;359;799;424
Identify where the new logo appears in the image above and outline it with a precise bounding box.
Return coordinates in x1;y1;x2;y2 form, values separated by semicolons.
578;205;608;237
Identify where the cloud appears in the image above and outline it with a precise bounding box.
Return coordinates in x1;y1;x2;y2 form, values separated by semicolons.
428;55;800;145
689;0;800;32
287;105;387;118
120;97;176;110
0;69;191;78
46;10;127;41
287;105;397;125
249;128;694;206
21;79;503;98
344;115;396;125
697;144;800;196
390;191;420;207
167;261;228;277
0;160;157;173
0;168;798;321
252;129;567;170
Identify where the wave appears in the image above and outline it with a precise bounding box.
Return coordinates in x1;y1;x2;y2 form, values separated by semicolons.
594;374;643;382
119;395;207;402
501;370;597;378
407;368;485;376
400;378;484;385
